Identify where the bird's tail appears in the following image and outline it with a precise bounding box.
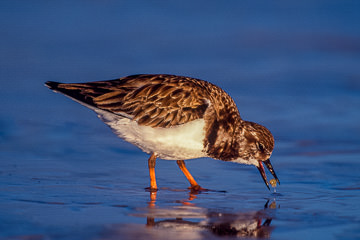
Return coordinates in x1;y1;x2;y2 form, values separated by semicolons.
45;81;98;106
45;81;60;90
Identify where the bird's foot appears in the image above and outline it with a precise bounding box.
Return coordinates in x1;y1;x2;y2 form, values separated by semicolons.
189;185;227;194
188;185;208;193
145;187;158;192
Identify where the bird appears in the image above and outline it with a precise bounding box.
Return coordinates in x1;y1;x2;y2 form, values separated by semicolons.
45;74;279;191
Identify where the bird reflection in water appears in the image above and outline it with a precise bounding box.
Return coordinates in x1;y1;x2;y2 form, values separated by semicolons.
148;188;204;208
145;190;275;238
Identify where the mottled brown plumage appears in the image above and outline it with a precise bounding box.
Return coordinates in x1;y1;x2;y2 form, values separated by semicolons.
45;74;279;190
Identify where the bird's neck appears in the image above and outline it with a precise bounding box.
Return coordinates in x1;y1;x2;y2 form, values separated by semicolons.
204;116;243;161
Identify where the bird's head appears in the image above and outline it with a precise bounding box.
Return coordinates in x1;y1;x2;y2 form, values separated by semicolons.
237;121;280;190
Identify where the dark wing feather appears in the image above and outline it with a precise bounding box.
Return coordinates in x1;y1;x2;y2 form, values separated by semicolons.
46;74;210;128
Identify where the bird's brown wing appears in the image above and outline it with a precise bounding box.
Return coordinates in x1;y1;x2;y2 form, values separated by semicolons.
46;74;210;128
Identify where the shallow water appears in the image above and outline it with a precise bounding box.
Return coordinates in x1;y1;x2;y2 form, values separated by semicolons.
1;1;360;239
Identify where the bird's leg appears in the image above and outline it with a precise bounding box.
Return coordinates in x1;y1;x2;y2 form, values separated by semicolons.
147;153;158;191
176;160;204;191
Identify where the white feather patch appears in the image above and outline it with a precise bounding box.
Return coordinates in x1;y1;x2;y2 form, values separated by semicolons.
231;158;259;166
96;109;207;160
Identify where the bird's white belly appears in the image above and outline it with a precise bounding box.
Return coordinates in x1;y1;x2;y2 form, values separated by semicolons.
96;110;207;160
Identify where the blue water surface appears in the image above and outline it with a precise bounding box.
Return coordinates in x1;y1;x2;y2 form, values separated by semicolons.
1;1;360;239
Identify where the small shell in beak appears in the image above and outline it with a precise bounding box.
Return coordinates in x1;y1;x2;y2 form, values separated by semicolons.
257;159;280;190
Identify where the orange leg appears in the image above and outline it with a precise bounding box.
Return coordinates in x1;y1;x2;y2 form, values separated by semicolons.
176;160;204;191
148;153;158;191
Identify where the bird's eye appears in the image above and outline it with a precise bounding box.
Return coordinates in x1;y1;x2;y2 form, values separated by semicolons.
257;142;265;152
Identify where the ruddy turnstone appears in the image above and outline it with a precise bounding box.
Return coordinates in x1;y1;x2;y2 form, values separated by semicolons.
45;74;279;191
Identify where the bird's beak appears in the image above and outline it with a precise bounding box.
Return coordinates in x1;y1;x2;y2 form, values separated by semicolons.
257;159;280;190
264;159;280;185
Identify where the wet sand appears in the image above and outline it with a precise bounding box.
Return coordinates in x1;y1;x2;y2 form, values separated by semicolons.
1;1;360;239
